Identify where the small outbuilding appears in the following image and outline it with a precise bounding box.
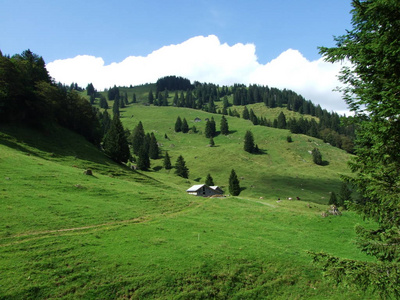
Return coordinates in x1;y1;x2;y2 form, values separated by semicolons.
186;184;223;197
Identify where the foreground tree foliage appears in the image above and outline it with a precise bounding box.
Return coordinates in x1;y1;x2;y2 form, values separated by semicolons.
310;1;400;297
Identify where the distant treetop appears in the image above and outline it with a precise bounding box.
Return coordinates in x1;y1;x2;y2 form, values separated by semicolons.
156;76;193;92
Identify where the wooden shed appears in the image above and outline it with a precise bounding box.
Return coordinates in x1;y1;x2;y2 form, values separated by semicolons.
186;184;223;197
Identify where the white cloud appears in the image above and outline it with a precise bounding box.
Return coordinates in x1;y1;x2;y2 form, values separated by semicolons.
47;35;348;113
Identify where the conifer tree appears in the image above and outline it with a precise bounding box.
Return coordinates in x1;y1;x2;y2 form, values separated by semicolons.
311;2;400;293
149;132;159;159
209;137;215;147
220;115;229;135
99;95;109;109
205;173;214;186
131;121;145;156
311;148;322;165
242;106;250;120
148;90;154;104
137;145;150;170
328;191;339;206
277;111;287;129
103;114;130;163
112;98;120;116
181;118;189;133
163;151;172;170
100;109;111;137
338;182;352;209
229;169;240;196
244;130;255;153
132;93;137;103
175;155;189;178
175;116;182;132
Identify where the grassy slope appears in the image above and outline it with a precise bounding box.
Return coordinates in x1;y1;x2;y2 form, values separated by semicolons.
119;101;350;203
0;99;377;298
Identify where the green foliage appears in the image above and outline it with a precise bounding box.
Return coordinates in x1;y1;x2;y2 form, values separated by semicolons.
205;173;214;186
137;145;150;170
277;111;287;129
338;182;352;209
149;132;159;159
181;118;189;133
131;121;145;156
175;116;182;132
175;155;189;178
244;130;255;153
102;114;130;163
312;148;322;165
242;106;249;120
313;0;400;296
229;169;240;196
205;117;216;138
287;135;293;143
163;151;172;170
328;191;338;206
220;115;229;135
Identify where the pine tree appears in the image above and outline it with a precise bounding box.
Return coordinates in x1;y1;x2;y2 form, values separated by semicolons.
181;118;189;133
99;95;109;109
132;93;137;103
209;137;215;147
277;111;287;129
242;106;250;120
149;132;159;159
175;155;189;178
137;145;150;171
175;116;182;132
103;114;130;163
100;109;111;137
205;173;214;186
220;115;229;135
131;121;145;156
229;169;240;196
244;130;255;153
328;191;339;206
338;182;352;209
148;90;154;104
311;148;322;165
112;98;120;116
163;151;172;170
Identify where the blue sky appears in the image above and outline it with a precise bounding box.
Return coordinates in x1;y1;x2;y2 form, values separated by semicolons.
1;0;354;113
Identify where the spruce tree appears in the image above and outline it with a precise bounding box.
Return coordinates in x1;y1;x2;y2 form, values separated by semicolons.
148;90;154;104
175;116;182;132
149;132;159;159
244;130;255;153
163;151;172;170
131;121;145;156
312;148;323;165
137;145;150;171
220;115;229;135
338;182;352;209
277;111;287;129
205;173;214;186
209;137;215;147
328;191;339;206
242;106;250;120
175;155;189;178
229;169;240;196
181;118;189;133
103;114;130;163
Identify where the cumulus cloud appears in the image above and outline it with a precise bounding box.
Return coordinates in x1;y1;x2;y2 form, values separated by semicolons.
47;35;348;113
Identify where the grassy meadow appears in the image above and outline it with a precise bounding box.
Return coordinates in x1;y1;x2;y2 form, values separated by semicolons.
0;91;378;299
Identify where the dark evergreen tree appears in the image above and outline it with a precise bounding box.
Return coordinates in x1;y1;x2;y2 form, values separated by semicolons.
137;145;150;170
328;191;339;206
181;118;189;133
100;109;111;137
312;148;322;165
338;182;352;209
103;114;130;163
132;93;137;103
209;137;215;147
131;121;145;156
163;151;172;170
205;173;214;186
112;98;120;116
220;115;229;135
86;83;95;96
242;106;250;120
148;90;154;104
175;155;189;178
229;169;240;196
175;116;182;132
244;130;255;153
149;132;159;159
277;111;287;129
99;95;109;109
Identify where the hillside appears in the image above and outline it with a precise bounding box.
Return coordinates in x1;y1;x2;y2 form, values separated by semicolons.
0;122;377;299
96;86;351;204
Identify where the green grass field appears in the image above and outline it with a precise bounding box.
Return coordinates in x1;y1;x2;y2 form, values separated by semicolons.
0;98;378;298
